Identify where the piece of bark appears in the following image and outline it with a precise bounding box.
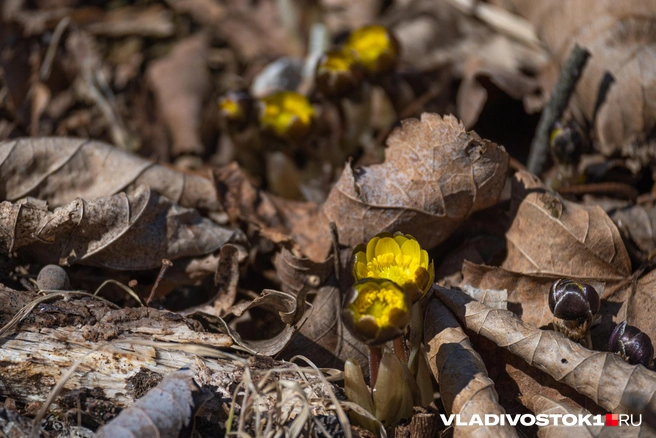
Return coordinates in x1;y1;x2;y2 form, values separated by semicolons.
424;297;518;437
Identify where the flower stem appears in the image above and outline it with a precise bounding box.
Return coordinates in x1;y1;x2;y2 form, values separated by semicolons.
368;345;383;389
393;336;407;363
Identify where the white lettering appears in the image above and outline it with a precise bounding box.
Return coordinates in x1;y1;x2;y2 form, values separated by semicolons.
485;415;499;426
578;414;591;426
456;415;468;426
520;414;535;426
593;415;605;426
470;415;483;426
619;414;630;426
562;414;577;426
506;414;522;426
631;415;642;426
535;414;549;427
440;414;455;426
549;414;561;425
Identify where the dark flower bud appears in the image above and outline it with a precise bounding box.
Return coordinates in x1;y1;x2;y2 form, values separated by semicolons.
549;279;599;346
609;321;654;367
549;279;599;322
550;120;586;165
315;49;365;99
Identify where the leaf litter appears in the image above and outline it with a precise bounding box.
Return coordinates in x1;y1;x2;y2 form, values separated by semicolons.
2;0;656;436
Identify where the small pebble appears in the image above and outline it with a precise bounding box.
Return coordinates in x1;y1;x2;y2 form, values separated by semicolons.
36;264;71;291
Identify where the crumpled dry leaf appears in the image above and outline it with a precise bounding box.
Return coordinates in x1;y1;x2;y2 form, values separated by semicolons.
273;247;334;294
434;286;656;414
147;34;210;156
504;171;631;280
95;367;202;438
424;296;517;438
491;0;656;158
0;137;222;211
0;184;243;270
307;113;508;260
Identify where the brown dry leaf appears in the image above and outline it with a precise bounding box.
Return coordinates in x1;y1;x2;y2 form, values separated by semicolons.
491;0;656;158
521;393;638;437
147;34;210;157
273;247;334;294
504;171;630;280
280;285;369;377
0;184;243;270
0;137;222;211
424;297;517;438
180;244;243;318
309;113;508;260
96;367;202;438
220;288;307;356
434;286;656;414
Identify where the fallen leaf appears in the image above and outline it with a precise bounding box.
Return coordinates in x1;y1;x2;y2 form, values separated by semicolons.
424;297;517;437
280;285;369;377
504;171;631;280
0;137;222;211
147;34;210;157
0;184;243;270
310;113;508;260
434;286;656;415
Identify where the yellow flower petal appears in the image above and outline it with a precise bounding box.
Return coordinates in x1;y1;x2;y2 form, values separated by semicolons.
400;239;420;260
393;234;408;248
420;249;428;268
375;237;401;257
366;236;380;263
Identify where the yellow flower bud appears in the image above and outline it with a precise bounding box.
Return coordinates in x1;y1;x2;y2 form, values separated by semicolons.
315;49;364;98
218;91;253;126
352;232;434;303
344;25;399;77
257;91;315;143
342;278;411;345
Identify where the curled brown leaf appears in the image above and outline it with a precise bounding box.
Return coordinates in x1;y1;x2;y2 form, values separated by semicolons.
424;296;518;437
0;185;243;270
434;286;656;414
0;137;222;211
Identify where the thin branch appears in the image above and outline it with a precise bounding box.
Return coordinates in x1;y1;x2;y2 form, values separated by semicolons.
527;44;591;175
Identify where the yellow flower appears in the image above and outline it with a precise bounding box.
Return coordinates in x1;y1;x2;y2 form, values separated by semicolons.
315;49;364;98
344;25;399;76
342;279;411;345
257;91;315;142
353;233;434;303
